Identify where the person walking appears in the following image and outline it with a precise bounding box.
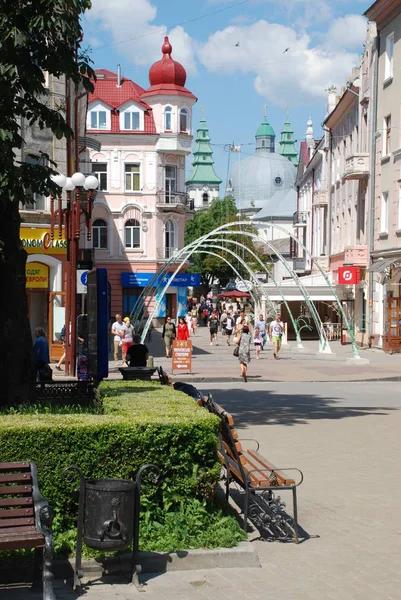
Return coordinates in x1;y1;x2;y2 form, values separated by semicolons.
111;314;125;364
269;314;284;360
208;310;220;346
191;310;198;335
254;313;267;349
177;317;190;341
238;325;251;382
185;311;193;336
33;327;51;381
253;325;263;359
162;316;176;358
55;324;66;371
225;313;234;346
121;317;134;365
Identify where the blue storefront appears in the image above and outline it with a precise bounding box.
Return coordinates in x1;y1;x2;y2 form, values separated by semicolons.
121;272;200;322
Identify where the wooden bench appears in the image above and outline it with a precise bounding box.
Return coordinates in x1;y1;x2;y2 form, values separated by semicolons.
118;367;158;381
202;396;303;543
0;462;56;599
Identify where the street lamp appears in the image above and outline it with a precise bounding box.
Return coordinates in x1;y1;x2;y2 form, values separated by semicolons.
50;172;98;376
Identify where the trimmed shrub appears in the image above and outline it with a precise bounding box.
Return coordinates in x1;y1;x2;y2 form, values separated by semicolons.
0;381;243;551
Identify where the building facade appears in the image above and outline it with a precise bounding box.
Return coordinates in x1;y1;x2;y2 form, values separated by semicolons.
87;37;197;321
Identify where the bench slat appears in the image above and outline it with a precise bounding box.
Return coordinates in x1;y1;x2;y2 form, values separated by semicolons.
0;531;44;551
0;473;31;484
0;497;33;508
0;508;34;518
0;525;38;534
247;450;296;486
0;462;30;472
0;485;32;496
0;517;35;528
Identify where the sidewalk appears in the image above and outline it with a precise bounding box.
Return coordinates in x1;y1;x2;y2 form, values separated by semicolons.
96;325;401;383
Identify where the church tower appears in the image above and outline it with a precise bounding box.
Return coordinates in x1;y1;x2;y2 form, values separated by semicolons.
279;111;298;166
255;105;275;153
186;113;222;210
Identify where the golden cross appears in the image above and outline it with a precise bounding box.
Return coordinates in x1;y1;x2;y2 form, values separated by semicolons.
201;105;205;117
263;103;267;119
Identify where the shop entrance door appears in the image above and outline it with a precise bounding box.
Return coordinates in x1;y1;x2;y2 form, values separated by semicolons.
49;292;66;361
166;293;177;322
27;290;49;340
384;298;401;353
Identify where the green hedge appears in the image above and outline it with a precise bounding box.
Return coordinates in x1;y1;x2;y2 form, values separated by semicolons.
0;381;226;551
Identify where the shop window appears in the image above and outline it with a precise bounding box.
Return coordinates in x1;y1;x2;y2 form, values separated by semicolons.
125;218;140;249
92;219;108;249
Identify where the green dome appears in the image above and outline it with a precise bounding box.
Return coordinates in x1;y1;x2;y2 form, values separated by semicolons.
256;119;275;137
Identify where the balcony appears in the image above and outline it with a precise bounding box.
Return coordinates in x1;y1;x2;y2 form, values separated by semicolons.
313;189;328;206
344;245;368;266
156;247;177;261
342;153;369;180
293;257;307;272
156;191;190;213
293;211;307;227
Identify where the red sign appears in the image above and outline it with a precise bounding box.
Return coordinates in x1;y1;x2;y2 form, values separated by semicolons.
338;266;360;285
172;340;192;374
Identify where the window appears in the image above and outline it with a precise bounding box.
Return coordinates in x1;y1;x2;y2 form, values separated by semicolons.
125;164;140;191
165;220;176;258
275;176;282;185
202;192;209;206
90;110;107;130
203;131;206;138
179;108;188;132
384;115;391;155
165;166;177;202
91;163;108;191
125;219;140;249
381;192;388;233
123;111;140;130
385;33;394;80
24;154;47;210
398;184;401;230
92;219;108;249
261;140;265;147
165;106;172;131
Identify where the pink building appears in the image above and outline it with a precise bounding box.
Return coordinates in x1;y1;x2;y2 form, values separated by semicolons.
87;37;197;321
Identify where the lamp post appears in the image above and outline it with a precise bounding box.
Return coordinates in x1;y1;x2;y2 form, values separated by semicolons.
50;172;98;376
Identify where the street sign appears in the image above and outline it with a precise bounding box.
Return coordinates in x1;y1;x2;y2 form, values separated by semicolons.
172;340;192;374
338;267;360;285
77;269;88;294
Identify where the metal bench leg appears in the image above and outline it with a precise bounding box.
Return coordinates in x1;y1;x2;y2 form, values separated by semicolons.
31;547;42;592
243;484;249;533
43;535;56;600
292;487;299;544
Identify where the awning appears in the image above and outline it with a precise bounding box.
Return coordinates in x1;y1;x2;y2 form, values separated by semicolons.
366;257;400;273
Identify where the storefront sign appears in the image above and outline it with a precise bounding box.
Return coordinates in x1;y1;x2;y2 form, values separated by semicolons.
172;340;192;374
121;272;200;287
26;262;49;289
20;227;67;255
338;267;361;285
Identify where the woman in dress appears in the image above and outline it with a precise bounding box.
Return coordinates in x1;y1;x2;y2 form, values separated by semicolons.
177;317;190;341
238;325;251;382
191;310;198;336
161;316;176;358
121;317;134;365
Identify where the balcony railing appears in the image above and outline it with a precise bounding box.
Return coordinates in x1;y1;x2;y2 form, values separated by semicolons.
293;257;307;272
156;191;193;211
342;153;369;180
156;247;179;261
313;189;328;206
293;211;307;227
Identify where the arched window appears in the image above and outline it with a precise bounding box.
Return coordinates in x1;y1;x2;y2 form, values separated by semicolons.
164;106;172;131
125;219;140;249
202;193;209;206
92;219;108;249
165;220;176;259
179;108;188;133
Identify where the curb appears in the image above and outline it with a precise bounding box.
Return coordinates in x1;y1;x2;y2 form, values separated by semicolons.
171;375;401;383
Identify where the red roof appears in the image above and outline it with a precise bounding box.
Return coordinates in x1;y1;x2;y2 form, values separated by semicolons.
87;69;156;134
141;37;197;101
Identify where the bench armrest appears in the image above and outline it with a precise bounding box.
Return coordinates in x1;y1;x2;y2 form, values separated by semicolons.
237;438;260;451
30;462;54;536
246;467;304;487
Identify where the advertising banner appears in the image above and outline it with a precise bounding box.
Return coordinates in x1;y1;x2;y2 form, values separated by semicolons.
26;262;49;289
338;266;360;285
20;227;67;255
121;272;200;287
172;340;192;374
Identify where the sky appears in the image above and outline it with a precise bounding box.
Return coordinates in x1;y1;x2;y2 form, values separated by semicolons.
82;0;370;189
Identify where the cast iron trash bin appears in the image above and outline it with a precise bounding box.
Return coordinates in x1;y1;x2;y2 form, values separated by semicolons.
62;464;160;591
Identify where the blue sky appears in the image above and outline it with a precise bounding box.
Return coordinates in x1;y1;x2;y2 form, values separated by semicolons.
83;0;369;188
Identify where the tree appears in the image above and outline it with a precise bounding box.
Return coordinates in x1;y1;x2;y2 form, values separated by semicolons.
184;197;267;287
0;0;94;405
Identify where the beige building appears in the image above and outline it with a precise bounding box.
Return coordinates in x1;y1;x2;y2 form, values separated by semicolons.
365;0;401;352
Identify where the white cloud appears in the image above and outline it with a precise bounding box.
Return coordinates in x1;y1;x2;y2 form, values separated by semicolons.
198;18;366;106
86;0;197;74
326;14;367;52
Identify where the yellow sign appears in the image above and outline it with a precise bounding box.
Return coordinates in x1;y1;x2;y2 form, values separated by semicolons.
26;262;49;289
20;227;67;255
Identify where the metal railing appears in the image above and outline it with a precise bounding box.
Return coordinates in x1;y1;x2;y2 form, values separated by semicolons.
156;191;188;207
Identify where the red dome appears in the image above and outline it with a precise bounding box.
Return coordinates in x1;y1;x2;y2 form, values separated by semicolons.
149;36;187;87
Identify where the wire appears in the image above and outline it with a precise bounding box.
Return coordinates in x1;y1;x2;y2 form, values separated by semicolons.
95;0;250;50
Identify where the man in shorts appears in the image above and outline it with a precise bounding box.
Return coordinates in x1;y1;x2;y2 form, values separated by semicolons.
269;314;284;360
254;313;267;349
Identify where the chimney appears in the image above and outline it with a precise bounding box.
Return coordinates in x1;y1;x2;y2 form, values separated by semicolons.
326;86;337;116
117;64;121;88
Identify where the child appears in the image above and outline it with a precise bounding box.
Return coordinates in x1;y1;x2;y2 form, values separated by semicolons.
253;326;262;359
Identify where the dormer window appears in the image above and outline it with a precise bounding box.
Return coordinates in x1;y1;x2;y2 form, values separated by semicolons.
165;106;172;131
124;111;140;130
119;103;144;131
87;101;111;130
179;108;188;133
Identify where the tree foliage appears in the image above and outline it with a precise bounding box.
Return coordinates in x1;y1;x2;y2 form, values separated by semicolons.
0;0;94;404
184;197;268;286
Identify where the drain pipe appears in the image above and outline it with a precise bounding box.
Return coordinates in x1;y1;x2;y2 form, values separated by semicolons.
368;28;379;345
